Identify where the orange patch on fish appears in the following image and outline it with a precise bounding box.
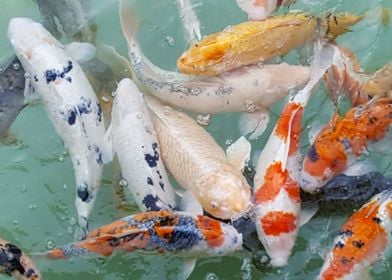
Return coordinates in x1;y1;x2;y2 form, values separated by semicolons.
321;201;388;279
253;0;269;9
78;236;117;256
154;226;175;241
196;215;224;247
305;101;392;177
47;248;65;259
275;103;302;141
261;211;297;236
87;220;131;238
255;161;300;203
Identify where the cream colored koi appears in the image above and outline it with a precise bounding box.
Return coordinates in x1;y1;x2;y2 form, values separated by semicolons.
146;96;251;220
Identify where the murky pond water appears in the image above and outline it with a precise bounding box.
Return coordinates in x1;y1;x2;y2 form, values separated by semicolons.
1;0;392;279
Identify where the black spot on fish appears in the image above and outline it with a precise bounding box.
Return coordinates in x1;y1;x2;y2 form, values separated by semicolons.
77;97;92;115
144;143;159;168
67;109;77;125
25;268;36;278
33;75;39;82
339;230;353;237
108;238;120;247
44;61;73;84
0;243;25;276
96;102;102;123
352;240;364;249
334;241;345;249
159;181;165;191
156;170;163;179
93;145;102;165
373;217;382;224
340;257;352;265
307;145;319;162
142;195;161;211
66;77;72;83
77;183;90;202
147;177;153;185
341;138;351;150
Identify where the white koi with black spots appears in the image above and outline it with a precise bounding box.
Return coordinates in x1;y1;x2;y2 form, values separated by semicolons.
8;17;105;238
105;78;178;211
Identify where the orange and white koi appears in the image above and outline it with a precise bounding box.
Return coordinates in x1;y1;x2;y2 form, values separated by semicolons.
235;0;293;21
0;239;41;280
46;211;243;259
252;42;337;267
177;12;362;76
318;189;392;280
301;99;392;193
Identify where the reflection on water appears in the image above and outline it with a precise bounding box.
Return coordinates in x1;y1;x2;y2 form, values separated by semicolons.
1;0;392;279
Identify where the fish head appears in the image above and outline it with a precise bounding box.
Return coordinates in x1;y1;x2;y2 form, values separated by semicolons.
112;78;144;122
7;17;60;63
202;173;251;220
177;33;231;76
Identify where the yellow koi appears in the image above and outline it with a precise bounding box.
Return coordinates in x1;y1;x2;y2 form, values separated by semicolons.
177;13;362;76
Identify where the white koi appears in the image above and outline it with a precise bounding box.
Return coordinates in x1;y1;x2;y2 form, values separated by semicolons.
8;17;105;238
104;78;178;211
235;0;286;21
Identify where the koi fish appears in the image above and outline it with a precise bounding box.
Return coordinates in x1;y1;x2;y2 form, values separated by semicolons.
8;17;106;238
177;12;362;76
235;0;294;21
103;78;178;211
0;56;26;136
46;211;243;259
145;96;252;220
0;239;41;280
301;100;392;193
120;1;310;139
252;42;336;267
318;189;392;279
35;0;96;42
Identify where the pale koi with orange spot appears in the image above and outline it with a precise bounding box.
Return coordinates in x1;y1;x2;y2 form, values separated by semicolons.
46;211;242;259
301;100;392;193
318;189;392;280
252;43;337;267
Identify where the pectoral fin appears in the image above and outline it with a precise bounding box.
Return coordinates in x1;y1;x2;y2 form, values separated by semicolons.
226;136;251;172
180;191;203;215
239;110;269;140
65;42;96;63
101;124;114;164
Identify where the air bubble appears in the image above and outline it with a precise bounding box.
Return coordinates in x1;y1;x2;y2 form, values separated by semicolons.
28;204;37;211
46;239;56;250
101;96;110;103
165;36;175;46
205;272;219;280
12;63;20;71
196;114;211;126
119;179;128;188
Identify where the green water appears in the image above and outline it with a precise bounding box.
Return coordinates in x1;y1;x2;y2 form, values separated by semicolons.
1;0;392;279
